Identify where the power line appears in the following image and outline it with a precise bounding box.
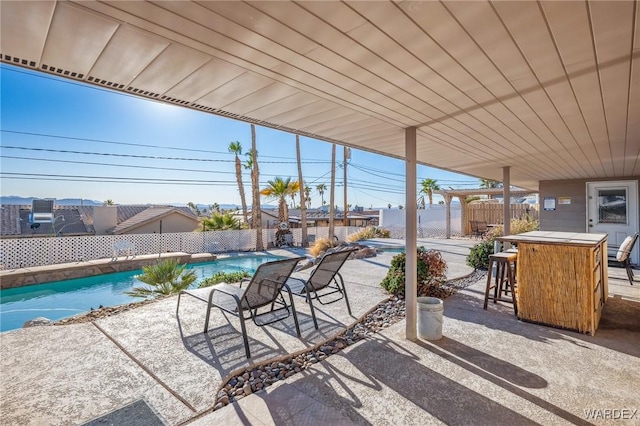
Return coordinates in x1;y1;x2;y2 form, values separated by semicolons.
0;155;337;180
1;146;330;164
0;129;311;160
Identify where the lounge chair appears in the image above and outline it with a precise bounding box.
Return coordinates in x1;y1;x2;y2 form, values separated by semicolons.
176;256;305;358
286;248;358;330
608;232;638;285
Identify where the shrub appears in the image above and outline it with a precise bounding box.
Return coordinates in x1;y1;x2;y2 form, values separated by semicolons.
465;218;540;270
199;270;251;288
346;226;391;242
466;240;495;270
126;259;197;298
309;237;338;257
380;247;447;296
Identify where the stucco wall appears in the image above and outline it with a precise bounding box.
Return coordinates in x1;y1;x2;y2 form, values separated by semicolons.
124;213;199;234
539;176;640;233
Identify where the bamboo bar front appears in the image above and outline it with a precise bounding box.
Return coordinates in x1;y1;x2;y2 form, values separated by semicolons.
498;231;608;335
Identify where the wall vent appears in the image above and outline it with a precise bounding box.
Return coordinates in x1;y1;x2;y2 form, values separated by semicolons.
41;64;83;79
0;53;37;68
87;76;125;90
126;86;160;98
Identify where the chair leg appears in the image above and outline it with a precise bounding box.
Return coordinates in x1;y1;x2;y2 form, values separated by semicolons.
238;313;251;359
176;292;182;316
336;273;352;316
483;259;494;310
508;261;518;316
625;260;634;285
286;290;302;337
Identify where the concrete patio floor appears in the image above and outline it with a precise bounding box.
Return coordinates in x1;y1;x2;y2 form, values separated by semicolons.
1;238;639;425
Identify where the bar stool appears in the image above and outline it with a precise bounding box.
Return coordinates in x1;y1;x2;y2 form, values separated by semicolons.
483;252;518;315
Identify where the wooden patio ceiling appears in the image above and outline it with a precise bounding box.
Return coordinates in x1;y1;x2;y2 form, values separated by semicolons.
1;1;638;191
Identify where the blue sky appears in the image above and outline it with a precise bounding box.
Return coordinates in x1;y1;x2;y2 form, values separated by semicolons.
0;63;480;208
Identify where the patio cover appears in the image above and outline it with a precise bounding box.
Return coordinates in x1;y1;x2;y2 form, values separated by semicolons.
1;0;638;339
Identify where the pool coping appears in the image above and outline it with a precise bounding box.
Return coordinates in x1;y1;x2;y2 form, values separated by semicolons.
0;252;218;290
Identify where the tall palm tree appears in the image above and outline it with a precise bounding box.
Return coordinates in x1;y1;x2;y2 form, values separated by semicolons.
187;201;201;216
296;135;308;247
229;141;249;224
249;124;263;250
260;177;299;224
420;178;440;206
304;185;312;209
316;183;327;206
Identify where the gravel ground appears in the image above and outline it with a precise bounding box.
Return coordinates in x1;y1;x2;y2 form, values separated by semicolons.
213;270;486;410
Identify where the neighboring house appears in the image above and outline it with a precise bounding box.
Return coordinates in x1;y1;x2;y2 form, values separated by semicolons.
290;209;373;227
230;208;280;230
0;204;199;237
109;207;200;235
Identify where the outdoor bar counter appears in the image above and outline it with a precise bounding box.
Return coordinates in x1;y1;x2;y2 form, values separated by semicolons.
498;231;608;335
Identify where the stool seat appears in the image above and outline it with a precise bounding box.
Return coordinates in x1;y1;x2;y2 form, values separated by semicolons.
483;252;518;315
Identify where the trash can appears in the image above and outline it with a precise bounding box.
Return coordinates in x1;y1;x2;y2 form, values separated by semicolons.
417;297;444;340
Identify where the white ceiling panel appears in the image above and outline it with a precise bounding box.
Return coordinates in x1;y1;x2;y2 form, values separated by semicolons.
88;26;169;86
0;1;55;65
1;0;637;191
41;3;118;75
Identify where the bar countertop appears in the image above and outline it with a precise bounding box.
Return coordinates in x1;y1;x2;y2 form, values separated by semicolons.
497;231;607;247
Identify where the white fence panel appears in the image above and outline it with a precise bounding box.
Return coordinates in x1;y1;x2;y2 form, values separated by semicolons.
1;226;362;269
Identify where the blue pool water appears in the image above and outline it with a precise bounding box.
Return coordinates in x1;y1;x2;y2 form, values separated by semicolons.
0;255;282;332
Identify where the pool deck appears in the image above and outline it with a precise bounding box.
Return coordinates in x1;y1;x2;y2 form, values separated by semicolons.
1;238;639;425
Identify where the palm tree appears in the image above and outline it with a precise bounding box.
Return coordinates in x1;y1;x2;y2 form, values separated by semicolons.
420;178;440;206
229;141;249;224
296;135;309;247
304;185;312;209
479;178;502;189
260;177;299;223
316;183;327;206
125;259;196;298
187;201;201;216
249;124;263;250
104;199;115;206
202;212;241;230
479;178;502;199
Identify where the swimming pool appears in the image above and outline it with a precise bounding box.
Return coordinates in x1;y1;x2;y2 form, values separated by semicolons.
0;255;282;333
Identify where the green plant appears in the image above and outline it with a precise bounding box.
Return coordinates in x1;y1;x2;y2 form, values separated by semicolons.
202;212;242;231
126;259;197;298
199;270;251;288
380;247;447;296
346;226;391;242
466;240;495;270
465;218;540;270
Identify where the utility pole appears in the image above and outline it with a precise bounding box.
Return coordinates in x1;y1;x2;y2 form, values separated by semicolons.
343;146;350;227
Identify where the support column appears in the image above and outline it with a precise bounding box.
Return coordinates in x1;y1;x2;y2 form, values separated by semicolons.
459;196;468;236
405;127;417;341
444;193;452;239
503;166;511;237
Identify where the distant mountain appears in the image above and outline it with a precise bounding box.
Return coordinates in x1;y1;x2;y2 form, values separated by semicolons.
0;196;103;206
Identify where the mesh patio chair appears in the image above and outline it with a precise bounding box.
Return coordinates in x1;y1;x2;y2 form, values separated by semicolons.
608;232;638;285
286;248;358;330
176;256;305;358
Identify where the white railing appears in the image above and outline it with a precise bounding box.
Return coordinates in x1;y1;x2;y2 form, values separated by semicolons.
0;226;363;270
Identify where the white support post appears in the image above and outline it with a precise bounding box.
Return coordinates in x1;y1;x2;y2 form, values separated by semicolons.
405;127;417;341
444;193;452;239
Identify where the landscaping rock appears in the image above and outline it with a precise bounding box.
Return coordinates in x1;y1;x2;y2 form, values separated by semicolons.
22;317;52;328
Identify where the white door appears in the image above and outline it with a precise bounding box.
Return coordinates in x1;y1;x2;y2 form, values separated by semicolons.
587;180;639;264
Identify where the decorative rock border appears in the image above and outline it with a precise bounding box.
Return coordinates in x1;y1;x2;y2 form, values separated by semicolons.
212;270;486;410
